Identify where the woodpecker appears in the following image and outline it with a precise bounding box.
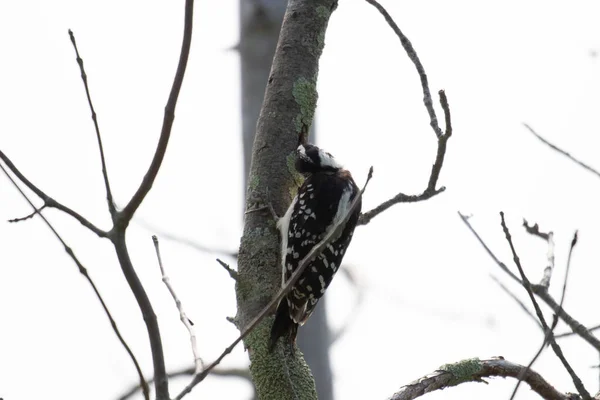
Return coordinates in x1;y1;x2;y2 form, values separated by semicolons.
269;144;361;352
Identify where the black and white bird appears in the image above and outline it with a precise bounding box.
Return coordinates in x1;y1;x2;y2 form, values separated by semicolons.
269;143;361;351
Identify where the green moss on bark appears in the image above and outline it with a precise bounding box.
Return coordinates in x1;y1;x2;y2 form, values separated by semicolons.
248;323;317;400
439;358;483;386
293;77;318;133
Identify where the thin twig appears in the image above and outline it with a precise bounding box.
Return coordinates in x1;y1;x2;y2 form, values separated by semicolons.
500;212;591;400
217;258;238;280
173;167;374;400
560;231;578;309
0;163;149;400
523;220;550;240
388;358;573;400
8;205;47;223
117;366;253;400
68;30;115;215
0;150;107;237
134;219;237;258
524;123;600;179
490;275;542;330
364;0;442;138
119;0;194;223
153;236;203;373
556;323;600;339
511;229;577;400
510;313;561;400
523;219;554;287
458;212;521;283
533;286;600;352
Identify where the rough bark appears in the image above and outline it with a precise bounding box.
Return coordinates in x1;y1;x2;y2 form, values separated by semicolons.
239;1;333;399
236;1;338;399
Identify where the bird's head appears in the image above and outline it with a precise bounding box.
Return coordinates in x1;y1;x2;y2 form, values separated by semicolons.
295;144;342;175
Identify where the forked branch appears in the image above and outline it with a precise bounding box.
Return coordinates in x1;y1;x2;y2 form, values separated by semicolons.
358;0;452;226
0;163;149;400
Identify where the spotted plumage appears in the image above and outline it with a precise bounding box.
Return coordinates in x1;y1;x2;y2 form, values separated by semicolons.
269;144;361;351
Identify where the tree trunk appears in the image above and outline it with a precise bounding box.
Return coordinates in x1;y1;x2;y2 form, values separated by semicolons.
236;1;338;399
239;1;333;399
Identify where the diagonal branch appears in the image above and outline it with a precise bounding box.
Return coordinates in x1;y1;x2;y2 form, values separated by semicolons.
388;357;574;400
507;228;576;400
500;212;590;400
490;275;542;330
174;167;373;400
119;0;194;223
556;323;600;339
153;236;203;373
524;123;600;179
8;205;47;223
0;163;149;400
460;212;600;353
68;29;115;215
0;150;107;237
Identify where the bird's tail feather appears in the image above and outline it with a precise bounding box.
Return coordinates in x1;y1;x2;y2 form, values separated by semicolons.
269;300;298;353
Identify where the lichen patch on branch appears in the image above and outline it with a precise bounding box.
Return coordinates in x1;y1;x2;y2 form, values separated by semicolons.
293;77;318;134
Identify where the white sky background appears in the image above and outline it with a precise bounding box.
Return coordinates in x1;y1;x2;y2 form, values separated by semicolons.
1;1;600;399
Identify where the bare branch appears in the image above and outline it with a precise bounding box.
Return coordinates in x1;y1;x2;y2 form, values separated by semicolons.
510;229;576;400
0;163;149;400
153;236;203;373
217;258;238;280
118;366;253;400
458;212;521;283
68;29;115;215
134;219;237;257
388;358;574;400
8;204;47;223
356;0;452;226
119;0;194;223
524;123;600;179
523;219;554;287
364;0;442;138
490;275;542;330
556;324;600;339
533;286;600;352
560;231;578;309
461;212;600;353
523;219;551;240
105;3;195;398
173;167;373;400
0;150;107;237
500;212;590;400
358;91;451;225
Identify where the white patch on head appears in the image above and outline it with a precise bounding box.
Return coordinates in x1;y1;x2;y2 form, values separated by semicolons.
297;144;307;156
318;148;343;170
